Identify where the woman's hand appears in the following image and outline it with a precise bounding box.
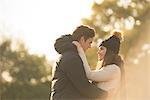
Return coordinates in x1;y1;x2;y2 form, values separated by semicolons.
72;41;81;48
72;41;85;56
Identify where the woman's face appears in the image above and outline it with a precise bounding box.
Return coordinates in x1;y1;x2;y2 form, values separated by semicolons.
97;46;107;61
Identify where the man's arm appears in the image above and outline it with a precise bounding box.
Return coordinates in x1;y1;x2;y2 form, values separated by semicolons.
63;55;107;99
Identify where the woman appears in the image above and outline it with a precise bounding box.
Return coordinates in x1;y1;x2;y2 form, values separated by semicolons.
73;30;126;100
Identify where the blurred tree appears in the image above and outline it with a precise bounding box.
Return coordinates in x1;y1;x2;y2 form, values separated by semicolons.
0;38;52;100
81;0;150;68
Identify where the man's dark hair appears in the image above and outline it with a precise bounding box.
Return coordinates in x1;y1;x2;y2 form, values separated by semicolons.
72;25;95;41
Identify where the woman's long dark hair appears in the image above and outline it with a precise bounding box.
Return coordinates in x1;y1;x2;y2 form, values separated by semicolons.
102;49;124;68
102;49;126;100
102;49;124;80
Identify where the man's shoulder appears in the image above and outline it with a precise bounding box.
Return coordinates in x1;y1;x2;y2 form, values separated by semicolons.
63;51;80;61
59;52;84;70
60;51;83;67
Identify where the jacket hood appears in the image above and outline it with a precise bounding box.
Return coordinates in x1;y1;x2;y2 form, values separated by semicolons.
54;34;77;54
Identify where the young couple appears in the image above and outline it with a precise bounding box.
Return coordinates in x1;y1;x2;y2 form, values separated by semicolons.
51;25;125;100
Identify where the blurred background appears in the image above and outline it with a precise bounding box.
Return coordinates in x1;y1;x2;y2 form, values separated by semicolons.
0;0;150;100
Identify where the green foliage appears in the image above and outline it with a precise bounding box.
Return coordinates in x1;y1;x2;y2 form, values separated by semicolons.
82;0;150;62
0;39;52;100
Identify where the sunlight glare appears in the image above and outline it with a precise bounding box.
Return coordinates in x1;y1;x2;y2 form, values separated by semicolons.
133;59;139;64
124;16;135;30
0;0;94;61
1;71;13;82
94;0;104;5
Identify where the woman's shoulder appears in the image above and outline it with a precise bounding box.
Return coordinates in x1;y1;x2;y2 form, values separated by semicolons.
104;64;121;73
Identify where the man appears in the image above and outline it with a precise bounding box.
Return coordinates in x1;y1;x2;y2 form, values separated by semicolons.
51;25;108;100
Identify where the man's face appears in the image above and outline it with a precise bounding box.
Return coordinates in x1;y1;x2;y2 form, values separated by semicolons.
79;36;93;52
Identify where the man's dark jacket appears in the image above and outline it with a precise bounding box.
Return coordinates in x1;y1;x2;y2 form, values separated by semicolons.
51;34;107;100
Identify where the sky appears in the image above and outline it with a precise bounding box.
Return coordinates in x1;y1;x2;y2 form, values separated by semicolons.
0;0;94;61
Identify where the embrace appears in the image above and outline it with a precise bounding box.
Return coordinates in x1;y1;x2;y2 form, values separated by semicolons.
50;25;126;100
